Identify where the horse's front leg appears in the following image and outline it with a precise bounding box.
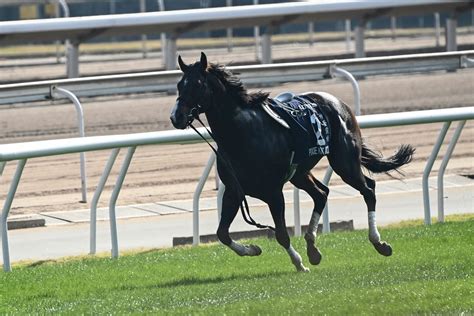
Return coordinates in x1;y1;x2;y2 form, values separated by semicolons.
217;188;262;257
267;191;309;272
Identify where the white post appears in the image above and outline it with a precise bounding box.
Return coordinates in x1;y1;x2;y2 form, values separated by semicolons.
109;147;136;259
345;19;351;52
390;16;397;40
66;41;80;78
308;22;314;47
437;121;466;223
1;159;27;272
158;0;166;67
354;21;366;58
254;0;260;61
226;0;233;52
140;0;148;58
193;153;216;246
165;35;177;70
446;15;458;52
51;86;88;203
423;122;451;225
0;162;5;176
435;13;441;47
261;27;272;64
90;148;120;255
293;187;301;237
322;167;333;233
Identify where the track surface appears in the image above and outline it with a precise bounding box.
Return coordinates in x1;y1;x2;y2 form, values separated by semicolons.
0;38;473;216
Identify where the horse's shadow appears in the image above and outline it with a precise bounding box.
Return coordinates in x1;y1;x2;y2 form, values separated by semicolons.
114;270;293;291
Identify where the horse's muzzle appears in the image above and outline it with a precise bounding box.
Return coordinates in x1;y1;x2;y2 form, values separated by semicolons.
170;101;189;129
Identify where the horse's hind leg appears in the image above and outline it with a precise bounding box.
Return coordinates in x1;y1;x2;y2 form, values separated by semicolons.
291;172;328;265
328;150;392;257
266;191;309;272
217;188;262;256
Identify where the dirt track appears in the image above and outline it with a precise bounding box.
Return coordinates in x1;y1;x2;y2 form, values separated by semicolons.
1;67;473;216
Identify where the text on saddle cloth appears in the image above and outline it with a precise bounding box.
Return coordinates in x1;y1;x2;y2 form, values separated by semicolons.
269;95;331;164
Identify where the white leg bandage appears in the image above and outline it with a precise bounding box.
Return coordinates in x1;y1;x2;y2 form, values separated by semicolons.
306;213;321;242
286;245;309;272
368;211;381;243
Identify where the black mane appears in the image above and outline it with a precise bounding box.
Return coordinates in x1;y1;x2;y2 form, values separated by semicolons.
207;63;269;107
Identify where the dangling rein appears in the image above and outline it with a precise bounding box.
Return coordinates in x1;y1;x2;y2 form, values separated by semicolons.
187;108;275;232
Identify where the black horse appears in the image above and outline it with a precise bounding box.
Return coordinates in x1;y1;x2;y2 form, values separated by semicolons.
170;53;414;272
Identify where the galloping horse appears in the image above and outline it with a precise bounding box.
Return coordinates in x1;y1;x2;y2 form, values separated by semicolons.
170;53;414;272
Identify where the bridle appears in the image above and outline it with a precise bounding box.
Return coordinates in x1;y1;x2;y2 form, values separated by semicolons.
185;102;275;232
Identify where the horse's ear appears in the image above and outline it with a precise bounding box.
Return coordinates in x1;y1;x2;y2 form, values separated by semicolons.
178;55;189;72
200;52;208;72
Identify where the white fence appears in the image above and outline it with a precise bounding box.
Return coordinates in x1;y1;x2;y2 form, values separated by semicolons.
1;50;473;105
0;0;468;73
1;106;473;272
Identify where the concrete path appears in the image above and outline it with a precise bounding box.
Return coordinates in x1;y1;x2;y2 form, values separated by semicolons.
2;175;473;265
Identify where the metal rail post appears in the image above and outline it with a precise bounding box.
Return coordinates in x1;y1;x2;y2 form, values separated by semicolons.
437;121;466;222
390;16;397;40
330;65;361;115
158;0;166;67
423;122;451;225
446;14;458;51
322;166;334;233
0;162;5;176
293;187;301;236
109;147;136;259
66;40;80;78
308;22;315;47
165;35;177;70
90;148;120;255
193;153;216;246
254;0;260;61
434;12;441;47
345;19;351;52
354;20;366;58
261;27;273;64
51;86;88;203
140;0;148;58
226;0;233;52
1;159;27;272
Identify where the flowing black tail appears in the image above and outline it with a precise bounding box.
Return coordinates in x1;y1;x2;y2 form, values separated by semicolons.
361;143;415;175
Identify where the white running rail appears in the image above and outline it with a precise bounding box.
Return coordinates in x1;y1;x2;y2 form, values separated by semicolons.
1;107;473;271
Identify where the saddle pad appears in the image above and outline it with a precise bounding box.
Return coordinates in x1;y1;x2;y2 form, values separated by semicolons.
268;95;331;165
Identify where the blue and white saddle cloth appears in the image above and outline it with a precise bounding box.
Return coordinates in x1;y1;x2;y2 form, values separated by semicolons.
264;93;331;180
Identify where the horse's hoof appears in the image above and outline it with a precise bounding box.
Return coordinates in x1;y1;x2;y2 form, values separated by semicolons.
373;241;392;256
248;244;262;256
296;264;310;273
307;245;323;265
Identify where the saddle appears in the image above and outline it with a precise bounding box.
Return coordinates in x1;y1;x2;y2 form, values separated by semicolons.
262;92;331;181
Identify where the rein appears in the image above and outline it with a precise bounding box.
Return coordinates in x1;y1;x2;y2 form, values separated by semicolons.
187;109;275;232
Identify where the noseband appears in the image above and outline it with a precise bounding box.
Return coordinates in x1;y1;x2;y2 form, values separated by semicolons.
186;104;203;127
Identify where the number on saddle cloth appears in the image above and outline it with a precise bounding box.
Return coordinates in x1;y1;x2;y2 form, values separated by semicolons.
270;95;331;165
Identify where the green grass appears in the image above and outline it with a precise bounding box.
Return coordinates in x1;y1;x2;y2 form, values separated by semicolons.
1;219;473;315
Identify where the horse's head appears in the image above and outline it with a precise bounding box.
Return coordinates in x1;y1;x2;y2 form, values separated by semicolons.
170;52;214;129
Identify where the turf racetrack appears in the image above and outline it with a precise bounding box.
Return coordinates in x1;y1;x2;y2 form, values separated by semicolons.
1;218;473;314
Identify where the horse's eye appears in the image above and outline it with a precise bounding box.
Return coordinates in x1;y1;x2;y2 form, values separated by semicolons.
197;79;202;85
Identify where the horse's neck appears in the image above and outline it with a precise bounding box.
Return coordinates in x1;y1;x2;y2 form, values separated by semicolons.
205;99;248;148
